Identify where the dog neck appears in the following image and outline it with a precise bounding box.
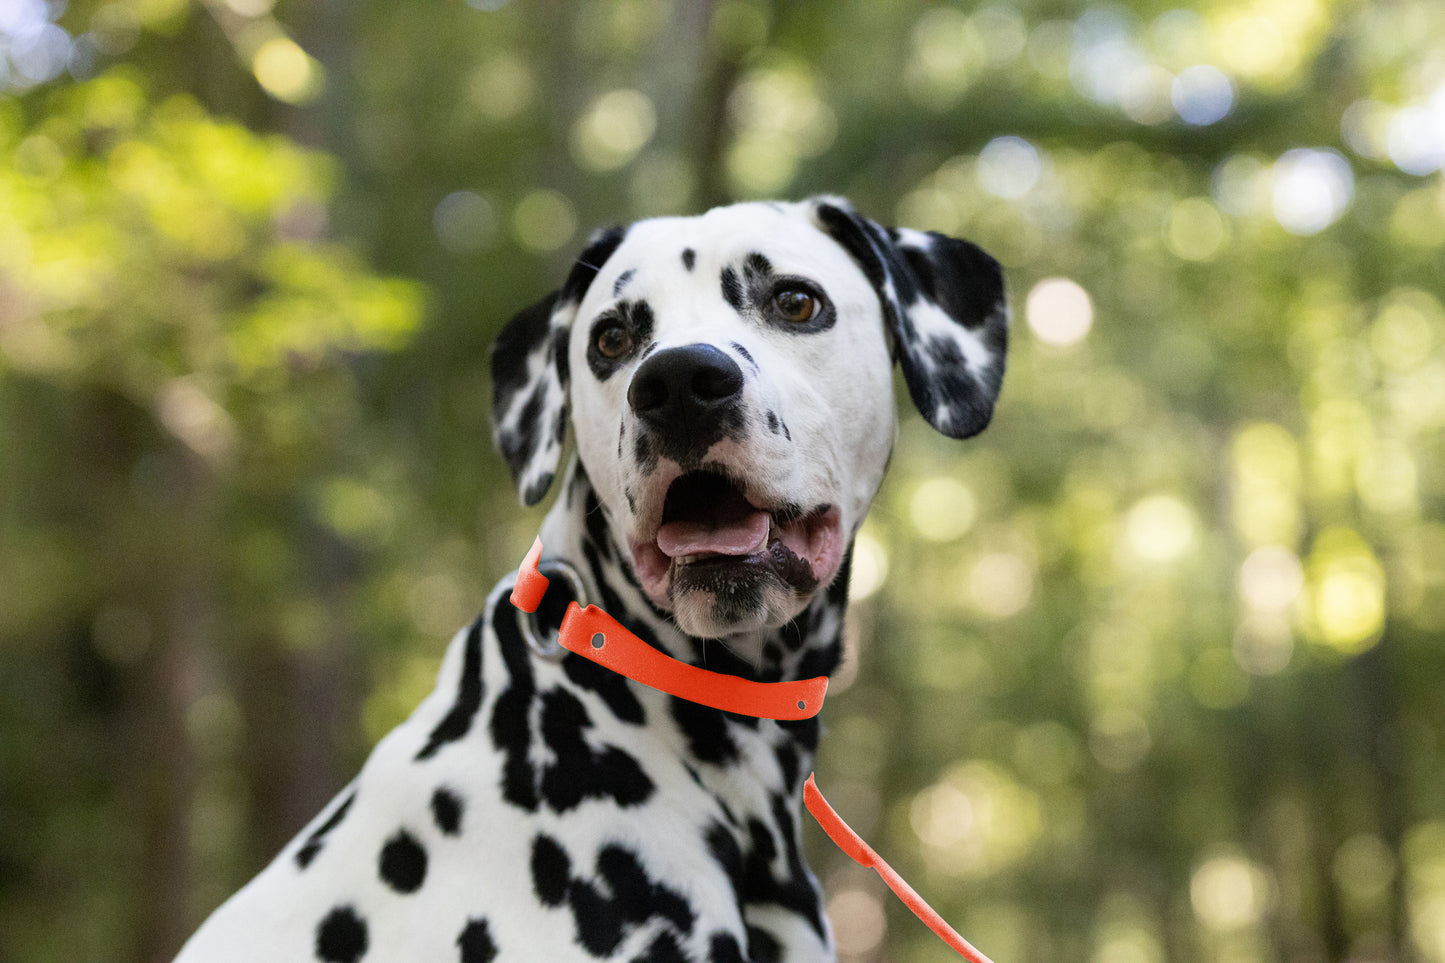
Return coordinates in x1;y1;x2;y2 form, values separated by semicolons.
534;455;850;686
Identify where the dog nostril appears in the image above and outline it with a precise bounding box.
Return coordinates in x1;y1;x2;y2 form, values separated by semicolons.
693;363;743;402
627;376;666;414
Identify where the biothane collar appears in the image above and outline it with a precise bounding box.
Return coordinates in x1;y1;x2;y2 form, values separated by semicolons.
511;538;995;963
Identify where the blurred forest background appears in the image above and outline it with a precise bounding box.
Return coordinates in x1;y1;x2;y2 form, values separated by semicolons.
2;0;1443;960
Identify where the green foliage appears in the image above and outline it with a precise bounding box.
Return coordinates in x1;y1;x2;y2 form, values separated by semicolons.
2;1;1444;961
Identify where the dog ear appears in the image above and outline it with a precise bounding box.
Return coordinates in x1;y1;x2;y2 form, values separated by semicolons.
809;196;1008;440
491;226;627;506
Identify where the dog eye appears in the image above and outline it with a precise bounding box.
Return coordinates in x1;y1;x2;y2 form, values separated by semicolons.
595;322;633;359
772;286;820;323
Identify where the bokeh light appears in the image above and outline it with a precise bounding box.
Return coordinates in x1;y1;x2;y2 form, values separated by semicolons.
848;529;889;601
1191;853;1272;930
1271;148;1354;235
828;889;887;956
1303;528;1386;654
1026;276;1094;346
967;552;1034;618
977;135;1043;199
572;88;656;172
1124;494;1197;563
1171;64;1234;125
511;189;577;252
433;190;497;254
909;477;978;542
252;36;324;105
911;761;1043;878
1239;546;1304;612
1166;197;1228;261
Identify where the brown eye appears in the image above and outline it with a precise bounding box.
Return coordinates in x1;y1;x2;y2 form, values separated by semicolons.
773;287;819;323
595;323;632;359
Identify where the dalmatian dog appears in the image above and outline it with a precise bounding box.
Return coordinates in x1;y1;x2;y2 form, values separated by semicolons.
175;196;1006;963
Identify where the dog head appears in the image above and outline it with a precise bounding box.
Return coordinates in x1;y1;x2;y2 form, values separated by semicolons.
492;197;1006;640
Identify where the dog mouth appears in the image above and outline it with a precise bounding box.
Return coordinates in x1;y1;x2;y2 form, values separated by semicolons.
628;470;843;610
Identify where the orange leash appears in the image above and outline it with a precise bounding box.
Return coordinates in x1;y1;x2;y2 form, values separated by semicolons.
803;775;994;962
512;538;994;962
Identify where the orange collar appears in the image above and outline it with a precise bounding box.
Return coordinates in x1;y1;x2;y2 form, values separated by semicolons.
510;537;994;963
510;537;828;720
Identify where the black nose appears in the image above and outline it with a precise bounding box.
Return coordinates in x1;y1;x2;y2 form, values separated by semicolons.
627;344;745;440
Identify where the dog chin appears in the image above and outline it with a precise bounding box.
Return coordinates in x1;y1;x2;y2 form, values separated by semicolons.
668;572;809;640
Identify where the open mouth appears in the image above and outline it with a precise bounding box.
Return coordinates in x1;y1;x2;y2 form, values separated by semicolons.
628;470;843;608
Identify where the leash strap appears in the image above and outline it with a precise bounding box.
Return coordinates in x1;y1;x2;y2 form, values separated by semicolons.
511;538;994;962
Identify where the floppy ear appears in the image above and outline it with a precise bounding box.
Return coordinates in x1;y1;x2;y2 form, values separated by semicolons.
491;226;626;506
809;196;1008;440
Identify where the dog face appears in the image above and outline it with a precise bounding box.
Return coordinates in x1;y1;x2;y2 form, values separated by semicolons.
493;198;1007;641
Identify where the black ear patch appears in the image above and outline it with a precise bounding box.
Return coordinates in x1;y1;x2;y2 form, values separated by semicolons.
491;226;626;506
811;198;1007;439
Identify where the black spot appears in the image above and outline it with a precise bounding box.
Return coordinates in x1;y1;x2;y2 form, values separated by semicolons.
551;327;571;396
613;267;637;298
633;429;658;475
795;638;841;682
491;292;558;460
569;874;627;956
738;803;826;938
776;742;801;789
746;925;783;963
501;381;546;484
315;906;368;963
538;688;655;812
563;652;645;725
551;410;567;449
629;299;655;345
379;829;428;894
827;547;854;609
681;247;696;271
720;266;745;313
778;714;821;755
765;410;780;434
457;918;498;963
296;788;355;869
631;931;688;963
743;252;772;277
596;845;695;935
671;697;738;765
489;599;539;811
705;821;745;900
710;932;745;963
582;484;616;563
416;617;485;761
531;834;571;907
729;341;757;370
522;471;555;507
539;838;697;957
431;787;463;836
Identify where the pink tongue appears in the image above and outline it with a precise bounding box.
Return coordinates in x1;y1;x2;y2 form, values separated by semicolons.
656;511;769;558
